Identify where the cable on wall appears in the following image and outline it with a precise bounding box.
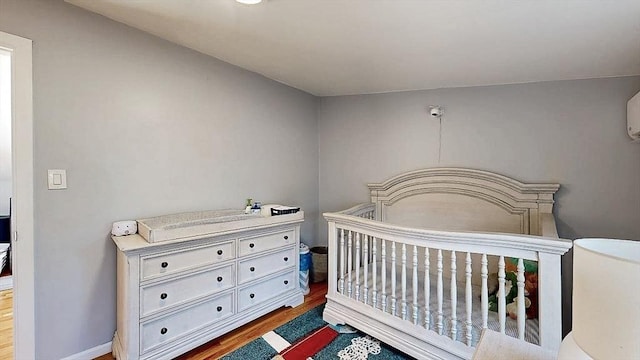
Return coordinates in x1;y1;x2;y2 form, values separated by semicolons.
438;115;443;164
429;105;443;164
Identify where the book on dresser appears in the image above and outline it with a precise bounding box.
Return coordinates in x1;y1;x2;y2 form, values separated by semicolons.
111;208;305;360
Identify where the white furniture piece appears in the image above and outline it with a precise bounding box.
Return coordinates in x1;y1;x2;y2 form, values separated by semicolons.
323;168;572;359
111;210;304;360
558;238;640;360
0;243;8;274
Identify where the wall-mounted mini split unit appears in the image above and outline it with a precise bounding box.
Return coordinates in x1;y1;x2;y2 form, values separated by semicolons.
628;91;640;141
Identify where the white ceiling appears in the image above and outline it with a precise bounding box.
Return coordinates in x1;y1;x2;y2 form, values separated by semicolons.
66;0;640;96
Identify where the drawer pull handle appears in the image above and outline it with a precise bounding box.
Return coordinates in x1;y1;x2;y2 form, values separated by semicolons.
284;257;289;262
249;243;255;248
284;280;289;285
160;328;168;335
161;262;168;268
160;293;167;300
217;250;223;255
217;276;223;282
250;293;255;299
217;306;223;312
250;267;255;272
284;236;289;240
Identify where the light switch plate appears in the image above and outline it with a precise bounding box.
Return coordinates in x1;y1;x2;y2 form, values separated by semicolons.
48;169;67;190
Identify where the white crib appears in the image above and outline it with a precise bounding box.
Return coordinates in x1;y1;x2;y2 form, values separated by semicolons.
323;168;572;359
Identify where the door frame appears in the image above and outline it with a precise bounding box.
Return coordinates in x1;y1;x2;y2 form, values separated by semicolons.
0;31;35;360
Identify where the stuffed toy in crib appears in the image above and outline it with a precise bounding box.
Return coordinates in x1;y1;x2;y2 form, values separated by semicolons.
487;258;538;320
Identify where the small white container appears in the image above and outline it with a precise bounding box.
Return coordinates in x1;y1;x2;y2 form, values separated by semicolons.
111;221;137;236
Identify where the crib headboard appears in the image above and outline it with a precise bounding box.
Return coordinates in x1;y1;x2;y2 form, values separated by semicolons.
368;168;559;236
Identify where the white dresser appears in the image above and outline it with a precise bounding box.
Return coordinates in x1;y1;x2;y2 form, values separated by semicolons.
111;211;304;360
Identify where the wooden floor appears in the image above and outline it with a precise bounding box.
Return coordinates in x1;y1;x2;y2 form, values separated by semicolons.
0;289;13;360
96;282;328;360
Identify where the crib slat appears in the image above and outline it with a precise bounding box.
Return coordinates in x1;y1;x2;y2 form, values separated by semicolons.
401;244;407;320
425;248;430;330
363;234;369;305
465;252;472;346
481;254;488;329
498;255;506;334
412;245;419;326
391;241;397;316
437;249;443;335
355;233;361;301
364;214;373;263
450;251;457;341
369;232;374;263
372;237;378;309
517;258;526;340
347;231;353;299
339;228;345;295
382;240;387;313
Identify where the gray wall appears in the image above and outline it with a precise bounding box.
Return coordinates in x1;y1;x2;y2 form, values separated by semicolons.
319;77;640;241
0;0;319;358
318;76;640;334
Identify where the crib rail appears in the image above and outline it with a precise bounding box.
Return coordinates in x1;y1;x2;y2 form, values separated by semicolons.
324;204;572;355
336;202;376;219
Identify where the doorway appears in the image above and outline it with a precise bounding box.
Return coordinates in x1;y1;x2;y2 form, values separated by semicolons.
0;31;34;360
0;47;13;360
0;49;12;292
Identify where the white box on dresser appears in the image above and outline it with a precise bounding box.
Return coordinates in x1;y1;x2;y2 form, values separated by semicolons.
111;211;304;360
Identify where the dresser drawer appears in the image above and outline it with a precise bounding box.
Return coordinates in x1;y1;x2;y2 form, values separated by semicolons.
238;247;295;284
141;264;234;317
239;229;295;257
141;241;235;280
238;271;296;312
140;291;234;354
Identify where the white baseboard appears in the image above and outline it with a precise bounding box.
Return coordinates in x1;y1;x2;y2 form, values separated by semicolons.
0;275;12;291
60;341;112;360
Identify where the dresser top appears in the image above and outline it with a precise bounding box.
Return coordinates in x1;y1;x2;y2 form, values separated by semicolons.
113;210;303;253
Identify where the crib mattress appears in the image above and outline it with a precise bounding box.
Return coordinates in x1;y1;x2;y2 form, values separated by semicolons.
340;262;539;347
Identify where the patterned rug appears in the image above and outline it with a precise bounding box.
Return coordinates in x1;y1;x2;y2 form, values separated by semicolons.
222;304;413;360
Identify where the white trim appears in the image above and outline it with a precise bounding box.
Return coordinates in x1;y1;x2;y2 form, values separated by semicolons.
0;31;35;360
0;275;12;291
60;341;112;360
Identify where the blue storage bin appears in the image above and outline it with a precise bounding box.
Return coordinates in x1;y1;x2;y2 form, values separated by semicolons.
299;244;312;295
